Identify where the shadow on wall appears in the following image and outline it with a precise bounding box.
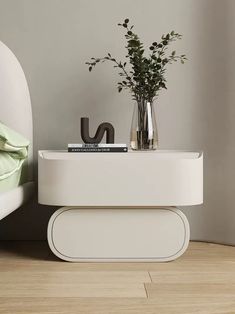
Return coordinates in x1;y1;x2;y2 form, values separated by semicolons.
185;0;235;244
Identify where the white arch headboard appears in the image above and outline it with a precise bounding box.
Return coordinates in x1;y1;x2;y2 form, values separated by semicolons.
0;41;33;180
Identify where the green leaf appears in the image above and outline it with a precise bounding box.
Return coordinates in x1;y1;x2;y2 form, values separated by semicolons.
89;67;92;72
160;82;167;89
125;18;129;23
128;39;139;47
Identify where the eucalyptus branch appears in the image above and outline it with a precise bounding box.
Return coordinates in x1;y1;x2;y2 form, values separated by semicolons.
86;18;187;103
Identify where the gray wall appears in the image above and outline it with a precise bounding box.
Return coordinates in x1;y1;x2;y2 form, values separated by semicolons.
0;0;235;244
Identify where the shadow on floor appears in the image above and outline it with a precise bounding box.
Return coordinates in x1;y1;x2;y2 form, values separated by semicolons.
0;240;60;262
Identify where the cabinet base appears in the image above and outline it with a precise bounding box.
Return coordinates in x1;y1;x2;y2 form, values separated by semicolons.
48;207;190;262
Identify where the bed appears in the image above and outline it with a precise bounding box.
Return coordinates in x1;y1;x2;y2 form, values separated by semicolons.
0;41;34;220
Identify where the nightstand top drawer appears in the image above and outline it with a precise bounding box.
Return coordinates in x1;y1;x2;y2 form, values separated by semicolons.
38;150;203;207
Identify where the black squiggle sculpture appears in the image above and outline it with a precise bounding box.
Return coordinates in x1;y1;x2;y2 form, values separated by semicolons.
81;117;115;144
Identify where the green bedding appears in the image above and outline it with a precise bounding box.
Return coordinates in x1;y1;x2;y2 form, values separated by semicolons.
0;122;29;192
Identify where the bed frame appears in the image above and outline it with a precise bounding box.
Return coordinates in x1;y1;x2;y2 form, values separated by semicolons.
0;41;34;220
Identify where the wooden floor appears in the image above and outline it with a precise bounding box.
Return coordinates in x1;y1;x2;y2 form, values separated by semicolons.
0;242;234;313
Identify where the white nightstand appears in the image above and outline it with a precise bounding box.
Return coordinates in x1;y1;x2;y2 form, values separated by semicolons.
38;150;203;262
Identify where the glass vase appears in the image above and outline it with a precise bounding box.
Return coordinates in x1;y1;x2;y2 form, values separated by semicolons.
130;100;158;150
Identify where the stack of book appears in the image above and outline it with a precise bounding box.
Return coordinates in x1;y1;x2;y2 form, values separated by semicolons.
68;144;128;153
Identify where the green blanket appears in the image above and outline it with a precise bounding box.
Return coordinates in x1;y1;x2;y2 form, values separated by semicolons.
0;122;29;191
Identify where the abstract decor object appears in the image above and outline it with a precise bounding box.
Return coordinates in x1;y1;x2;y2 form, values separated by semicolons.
81;117;115;144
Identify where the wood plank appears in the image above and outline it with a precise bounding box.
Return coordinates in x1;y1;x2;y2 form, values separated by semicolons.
1;260;234;272
149;270;235;284
0;283;146;298
0;271;151;284
0;297;235;314
145;283;235;302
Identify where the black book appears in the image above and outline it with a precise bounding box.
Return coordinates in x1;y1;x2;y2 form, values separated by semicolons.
68;147;128;153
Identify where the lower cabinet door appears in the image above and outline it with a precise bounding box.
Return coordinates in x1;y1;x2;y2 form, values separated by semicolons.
48;207;190;262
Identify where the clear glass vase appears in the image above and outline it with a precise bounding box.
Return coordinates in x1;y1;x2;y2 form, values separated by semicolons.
130;100;158;150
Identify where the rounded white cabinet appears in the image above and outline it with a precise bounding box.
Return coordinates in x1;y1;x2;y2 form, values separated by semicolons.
38;150;203;262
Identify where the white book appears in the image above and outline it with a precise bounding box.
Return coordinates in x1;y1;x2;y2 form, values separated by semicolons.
68;143;127;148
